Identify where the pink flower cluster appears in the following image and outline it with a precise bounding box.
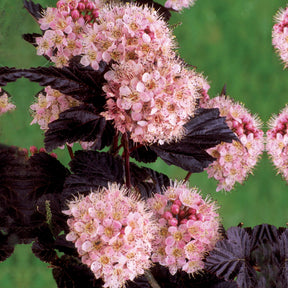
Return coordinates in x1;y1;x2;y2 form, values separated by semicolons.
272;6;288;68
164;0;197;12
266;106;288;181
0;89;15;115
147;182;220;275
36;0;103;67
102;60;208;144
202;96;265;191
35;1;209;145
63;183;157;288
80;3;176;70
30;86;80;130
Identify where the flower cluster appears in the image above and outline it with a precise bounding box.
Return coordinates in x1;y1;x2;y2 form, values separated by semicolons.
0;88;16;115
164;0;197;12
147;182;220;275
35;1;208;145
102;60;208;144
30;86;80;130
272;6;288;68
36;0;103;67
80;3;176;69
63;183;157;288
266;106;288;181
201;96;264;191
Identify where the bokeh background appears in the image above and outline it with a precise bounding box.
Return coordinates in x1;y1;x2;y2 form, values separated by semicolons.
0;0;288;286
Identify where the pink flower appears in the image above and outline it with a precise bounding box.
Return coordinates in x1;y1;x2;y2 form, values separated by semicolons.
102;59;207;144
164;0;197;12
30;86;80;130
148;181;220;275
272;6;288;68
201;95;265;191
64;183;157;287
0;89;16;115
266;106;288;181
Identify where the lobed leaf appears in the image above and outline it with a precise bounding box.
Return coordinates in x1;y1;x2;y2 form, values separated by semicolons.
63;151;125;198
44;104;115;151
151;108;237;173
205;227;257;288
22;59;109;107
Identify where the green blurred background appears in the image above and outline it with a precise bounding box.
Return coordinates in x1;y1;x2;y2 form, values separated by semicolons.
0;0;288;286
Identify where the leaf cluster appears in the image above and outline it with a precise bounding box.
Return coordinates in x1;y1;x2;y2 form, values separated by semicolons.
205;224;288;288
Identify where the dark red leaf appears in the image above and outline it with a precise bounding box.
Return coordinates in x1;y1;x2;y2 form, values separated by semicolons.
0;67;23;86
151;108;237;173
23;0;45;21
22;60;109;107
44;104;115;151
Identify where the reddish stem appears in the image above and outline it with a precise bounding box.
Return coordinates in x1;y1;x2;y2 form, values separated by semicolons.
184;171;192;183
67;145;74;159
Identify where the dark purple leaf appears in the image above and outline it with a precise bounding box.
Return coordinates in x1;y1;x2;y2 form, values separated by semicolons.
151;108;237;173
129;143;158;163
23;0;45;21
53;255;103;288
130;164;170;199
278;229;288;287
0;233;14;262
44;104;115;151
22;33;42;48
32;226;58;263
63;151;124;198
22;60;109;107
0;146;68;243
205;227;257;288
0;67;23;86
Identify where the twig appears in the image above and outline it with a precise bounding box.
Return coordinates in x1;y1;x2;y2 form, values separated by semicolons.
144;270;161;288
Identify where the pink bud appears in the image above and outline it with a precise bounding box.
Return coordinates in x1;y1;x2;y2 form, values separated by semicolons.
92;9;99;18
171;204;180;215
84;14;92;22
78;2;86;11
39;148;46;153
50;153;58;159
173;199;182;206
86;2;95;10
57;0;65;8
71;9;80;20
29;145;38;155
179;210;185;218
163;211;173;220
168;218;178;226
180;219;188;225
188;208;196;215
188;214;197;221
